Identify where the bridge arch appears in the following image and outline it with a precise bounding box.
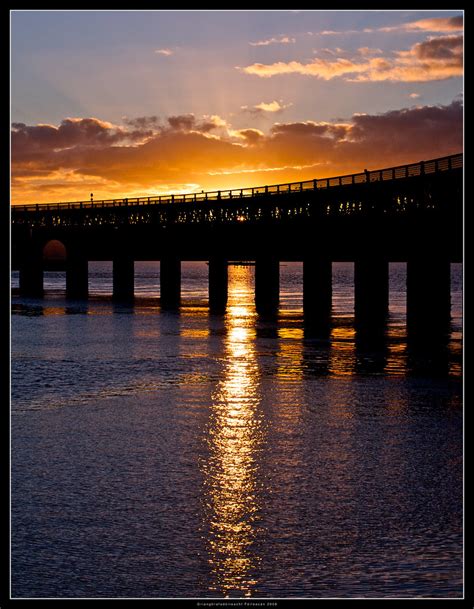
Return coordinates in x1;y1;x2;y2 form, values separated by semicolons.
40;235;89;298
43;239;67;265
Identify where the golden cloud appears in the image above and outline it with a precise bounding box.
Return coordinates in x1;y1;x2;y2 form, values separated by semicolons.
249;35;296;46
404;16;463;32
11;101;462;204
241;100;293;114
239;33;463;82
313;15;463;35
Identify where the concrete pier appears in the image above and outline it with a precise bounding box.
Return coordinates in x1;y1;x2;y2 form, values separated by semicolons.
255;257;279;315
19;242;44;297
19;259;43;297
66;250;88;299
407;257;451;336
354;258;389;327
303;257;332;333
113;255;134;301
208;257;228;313
160;257;181;309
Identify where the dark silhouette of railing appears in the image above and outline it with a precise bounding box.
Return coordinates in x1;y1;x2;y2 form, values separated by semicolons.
11;153;462;212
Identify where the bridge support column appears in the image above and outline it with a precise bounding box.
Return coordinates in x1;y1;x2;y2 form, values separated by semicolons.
19;260;43;297
303;257;332;333
19;243;43;297
354;258;389;327
407;257;450;336
209;257;228;313
66;250;88;299
255;257;279;315
160;257;181;309
113;255;134;301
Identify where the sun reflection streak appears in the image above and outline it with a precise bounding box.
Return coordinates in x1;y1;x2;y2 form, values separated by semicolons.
202;266;264;597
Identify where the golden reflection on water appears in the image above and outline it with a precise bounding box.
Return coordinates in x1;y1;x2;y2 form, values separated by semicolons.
329;322;356;376
202;266;263;597
276;325;304;381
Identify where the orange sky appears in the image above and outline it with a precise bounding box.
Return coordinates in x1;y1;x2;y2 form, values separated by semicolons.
11;11;463;205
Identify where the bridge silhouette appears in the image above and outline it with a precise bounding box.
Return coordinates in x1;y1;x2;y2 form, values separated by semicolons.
12;153;463;335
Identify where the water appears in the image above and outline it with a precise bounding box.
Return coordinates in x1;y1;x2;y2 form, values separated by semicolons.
11;262;463;598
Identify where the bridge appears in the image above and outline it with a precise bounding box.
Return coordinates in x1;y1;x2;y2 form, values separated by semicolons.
11;153;463;335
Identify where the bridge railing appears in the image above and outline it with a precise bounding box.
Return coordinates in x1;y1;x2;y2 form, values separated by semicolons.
11;152;463;213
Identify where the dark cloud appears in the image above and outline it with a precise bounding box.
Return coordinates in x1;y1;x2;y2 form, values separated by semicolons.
167;114;197;131
166;114;223;133
123;115;161;130
236;129;265;145
349;100;463;148
270;122;348;138
11;101;463;202
448;16;464;29
413;34;463;62
271;122;328;136
11;117;151;158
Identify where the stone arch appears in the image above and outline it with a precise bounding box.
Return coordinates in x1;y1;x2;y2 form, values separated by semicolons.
43;239;67;270
43;239;67;260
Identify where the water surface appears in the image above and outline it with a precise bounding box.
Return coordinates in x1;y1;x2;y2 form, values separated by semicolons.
11;262;463;598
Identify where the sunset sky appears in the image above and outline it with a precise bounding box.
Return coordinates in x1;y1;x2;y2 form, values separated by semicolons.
11;10;463;204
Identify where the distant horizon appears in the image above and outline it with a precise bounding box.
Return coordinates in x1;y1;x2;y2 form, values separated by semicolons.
11;9;463;204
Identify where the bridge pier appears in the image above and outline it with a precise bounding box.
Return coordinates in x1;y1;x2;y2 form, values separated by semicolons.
66;250;88;299
160;257;181;309
255;257;279;315
113;255;134;301
303;257;332;333
354;258;389;327
407;257;451;336
18;241;43;297
208;257;228;313
19;258;43;297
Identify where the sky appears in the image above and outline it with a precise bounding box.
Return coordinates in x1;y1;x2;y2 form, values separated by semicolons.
10;10;463;204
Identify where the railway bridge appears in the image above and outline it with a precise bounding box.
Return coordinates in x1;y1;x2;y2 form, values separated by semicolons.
11;153;463;334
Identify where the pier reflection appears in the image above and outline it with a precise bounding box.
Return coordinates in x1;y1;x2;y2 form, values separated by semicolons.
406;330;451;377
354;325;389;375
202;266;264;597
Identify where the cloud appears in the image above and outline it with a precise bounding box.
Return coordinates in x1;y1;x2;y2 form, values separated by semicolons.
409;92;420;98
123;115;161;130
249;35;295;46
239;33;463;82
315;47;346;56
318;30;356;36
167;114;199;131
358;47;383;56
239;58;364;79
241;100;293;114
155;48;173;56
348;101;462;146
231;128;265;144
402;15;463;32
409;34;463;61
11;117;152;159
166;113;229;134
11;101;462;203
311;15;463;36
270;120;351;141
